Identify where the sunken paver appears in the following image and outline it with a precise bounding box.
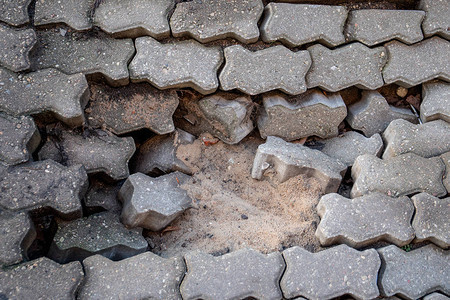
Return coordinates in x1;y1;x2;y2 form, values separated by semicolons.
119;172;193;231
80;253;184;300
383;37;450;88
170;0;263;44
421;80;450;123
346;91;417;137
442;152;450;194
412;193;449;249
345;9;424;46
181;248;284;300
129;37;223;95
281;244;381;300
257;90;346;141
419;0;450;39
351;153;447;198
383;119;450;159
378;245;449;299
260;3;347;47
0;257;84;300
424;293;450;300
84;179;122;214
48;212;148;263
94;0;174;38
306;42;386;92
34;0;93;30
0;24;35;72
251;136;347;194
0;67;89;127
0;0;31;26
316;192;415;248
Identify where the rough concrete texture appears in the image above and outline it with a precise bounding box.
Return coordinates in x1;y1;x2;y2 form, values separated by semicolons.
170;0;263;43
34;0;93;30
346;90;417;137
421;80;450;123
94;0;173;38
345;9;424;46
119;172;193;231
0;257;84;300
316;192;415;248
382;119;450;159
0;67;89;127
251;136;347;194
257;90;347;141
0;0;31;26
306;42;386;92
130;37;223;94
0;24;35;72
378;245;449;299
281;244;381;300
412;193;449;249
260;3;347;47
48;212;148;263
419;0;450;39
351;153;447;198
424;293;450;300
84;178;122;214
80;253;185;300
0;160;87;219
383;37;450;88
0;113;40;166
441;152;450;194
219;45;311;95
181;248;284;300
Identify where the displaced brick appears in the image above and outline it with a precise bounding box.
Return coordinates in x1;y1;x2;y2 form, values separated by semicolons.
441;152;450;194
0;0;31;26
84;178;122;214
421;80;450;123
34;0;93;30
0;24;35;72
419;0;450;39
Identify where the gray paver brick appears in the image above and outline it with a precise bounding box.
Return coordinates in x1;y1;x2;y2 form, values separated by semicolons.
421;80;450;123
281;244;381;300
84;179;122;214
0;0;31;26
424;293;450;300
419;0;450;40
181;248;284;300
34;0;93;30
0;24;35;72
441;152;450;194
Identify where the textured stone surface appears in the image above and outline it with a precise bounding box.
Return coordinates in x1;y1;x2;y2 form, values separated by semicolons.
419;0;450;39
316;192;415;248
378;245;449;299
0;0;31;26
351;153;447;198
261;3;347;47
281;244;381;300
80;252;184;300
424;293;450;300
421;80;450;123
84;178;122;214
170;0;263;43
130;37;222;94
219;45;311;95
383;37;450;87
0;24;35;72
119;172;192;231
181;248;284;300
252;136;347;193
306;42;386;92
347;91;417;137
257;90;346;141
441;152;450;194
34;0;93;30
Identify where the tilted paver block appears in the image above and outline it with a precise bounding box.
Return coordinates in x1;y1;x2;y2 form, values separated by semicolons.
383;37;450;88
441;152;450;194
378;245;449;299
34;0;93;30
170;0;263;44
306;42;386;92
219;45;311;95
257;90;346;141
119;172;193;231
281;244;381;300
424;293;450;300
0;24;35;72
346;90;417;137
0;0;31;26
181;248;284;300
316;192;415;248
80;252;184;300
351;153;447;198
260;3;347;47
0;257;84;300
421;80;450;123
129;37;222;95
84;178;122;214
251;136;347;193
419;0;450;39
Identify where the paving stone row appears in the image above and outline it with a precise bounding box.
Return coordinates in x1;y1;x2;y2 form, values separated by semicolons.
0;24;35;72
421;80;450;123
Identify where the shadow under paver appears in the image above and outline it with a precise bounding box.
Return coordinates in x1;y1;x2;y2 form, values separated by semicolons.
441;152;450;194
34;0;93;31
181;248;284;300
84;178;122;214
0;24;35;72
421;80;450;123
419;0;450;40
0;0;31;26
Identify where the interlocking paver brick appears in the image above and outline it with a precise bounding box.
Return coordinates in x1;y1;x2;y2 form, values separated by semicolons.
383;37;450;88
261;3;347;47
0;24;35;72
424;293;450;300
84;179;121;214
378;245;449;299
170;0;263;44
346;90;417;137
316;192;415;248
419;0;450;39
119;172;192;231
441;152;450;194
181;248;284;300
0;0;31;26
0;257;83;300
34;0;93;30
281;244;381;300
252;136;347;193
257;90;346;141
80;252;184;300
351;153;447;198
306;42;386;92
129;37;222;94
421;80;450;123
219;45;311;95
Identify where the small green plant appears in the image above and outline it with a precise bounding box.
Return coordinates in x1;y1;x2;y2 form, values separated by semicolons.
401;244;412;252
